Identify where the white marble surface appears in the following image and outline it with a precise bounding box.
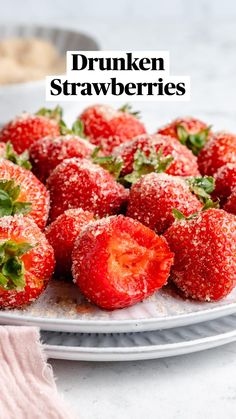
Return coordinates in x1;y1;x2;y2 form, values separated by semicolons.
51;341;236;419
2;3;236;417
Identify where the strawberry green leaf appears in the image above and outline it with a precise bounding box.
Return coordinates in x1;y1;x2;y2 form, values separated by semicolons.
119;103;141;119
0;240;35;290
0;180;32;217
202;198;220;211
176;125;212;155
71;119;86;138
122;147;173;186
59;118;87;138
0;273;8;288
186;176;215;202
36;105;63;122
172;209;187;220
91;147;123;179
12;202;32;215
5;142;32;170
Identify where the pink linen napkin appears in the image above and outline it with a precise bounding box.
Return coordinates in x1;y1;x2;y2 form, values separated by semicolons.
0;326;74;419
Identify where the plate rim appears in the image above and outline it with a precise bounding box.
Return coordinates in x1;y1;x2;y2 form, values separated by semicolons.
1;301;236;333
43;322;236;361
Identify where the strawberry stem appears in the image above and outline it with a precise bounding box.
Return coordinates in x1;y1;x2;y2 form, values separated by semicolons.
176;125;212;155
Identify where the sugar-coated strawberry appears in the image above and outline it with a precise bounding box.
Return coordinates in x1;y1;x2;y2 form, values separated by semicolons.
0;159;49;229
0;107;62;154
224;188;236;215
45;208;94;277
127;173;202;234
214;163;236;204
198;132;236;175
72;215;173;310
30;135;95;183
112;134;200;180
157;117;211;155
79;104;146;155
0;215;55;308
164;209;236;301
47;158;129;222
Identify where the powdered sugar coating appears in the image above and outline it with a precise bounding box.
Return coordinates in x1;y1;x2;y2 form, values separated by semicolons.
0;215;55;308
113;134;200;177
30;134;95;182
80;104;146;155
198;132;236;175
47;158;129;221
127;172;202;234
164;209;236;301
214;163;236;203
0;159;49;229
0;114;60;154
45;208;94;276
72;214;173;310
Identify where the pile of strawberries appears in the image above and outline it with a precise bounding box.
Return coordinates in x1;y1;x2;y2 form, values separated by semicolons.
0;103;235;310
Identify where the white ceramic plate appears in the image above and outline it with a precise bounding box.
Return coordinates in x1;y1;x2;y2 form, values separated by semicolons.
41;313;236;361
1;281;236;333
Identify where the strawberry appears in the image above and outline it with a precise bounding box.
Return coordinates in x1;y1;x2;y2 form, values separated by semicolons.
0;215;55;308
0;106;62;154
0;159;49;229
30;135;95;183
198;132;236;175
72;215;173;310
164;209;236;301
224;188;236;215
127;173;203;234
47;158;129;222
45;208;94;277
79;104;146;155
157;117;211;155
214;163;236;204
112;134;200;183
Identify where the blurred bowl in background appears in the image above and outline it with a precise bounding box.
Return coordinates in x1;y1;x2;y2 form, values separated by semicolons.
0;24;99;123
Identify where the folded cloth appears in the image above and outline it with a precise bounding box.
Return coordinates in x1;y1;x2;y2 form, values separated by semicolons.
0;326;74;419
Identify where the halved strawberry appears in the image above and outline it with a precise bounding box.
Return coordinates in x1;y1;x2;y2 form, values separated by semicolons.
0;159;49;229
0;215;55;308
112;134;200;183
164;209;236;301
30;135;95;182
72;215;173;310
79;104;146;155
0;106;62;153
198;132;236;175
127;173;203;234
45;208;94;277
47;158;129;222
157;117;211;155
